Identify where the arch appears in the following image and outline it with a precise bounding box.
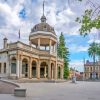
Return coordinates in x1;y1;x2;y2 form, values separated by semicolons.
22;57;29;62
40;62;48;78
32;60;37;78
11;57;16;74
22;58;28;78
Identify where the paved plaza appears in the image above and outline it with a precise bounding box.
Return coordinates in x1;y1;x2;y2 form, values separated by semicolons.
0;81;100;100
0;81;17;94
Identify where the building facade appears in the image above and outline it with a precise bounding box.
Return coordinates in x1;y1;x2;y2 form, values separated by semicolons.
84;60;100;80
0;14;64;80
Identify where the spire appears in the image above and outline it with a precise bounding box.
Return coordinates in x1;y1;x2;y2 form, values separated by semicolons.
43;0;45;16
41;0;46;23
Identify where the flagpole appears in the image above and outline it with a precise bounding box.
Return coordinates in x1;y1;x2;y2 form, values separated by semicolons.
18;29;20;41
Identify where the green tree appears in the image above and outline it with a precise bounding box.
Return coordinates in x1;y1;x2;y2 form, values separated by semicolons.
97;44;100;61
75;0;100;36
88;42;98;69
57;32;70;79
76;10;100;36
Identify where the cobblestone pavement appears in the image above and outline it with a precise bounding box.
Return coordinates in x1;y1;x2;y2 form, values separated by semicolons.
0;81;100;100
0;81;17;94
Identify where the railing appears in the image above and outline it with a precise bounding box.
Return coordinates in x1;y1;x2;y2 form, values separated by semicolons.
57;57;64;62
8;41;56;56
39;50;50;55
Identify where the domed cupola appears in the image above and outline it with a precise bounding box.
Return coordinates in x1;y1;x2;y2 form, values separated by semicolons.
29;1;57;48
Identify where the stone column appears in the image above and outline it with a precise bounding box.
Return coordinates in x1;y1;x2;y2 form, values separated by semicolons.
89;73;90;79
45;46;46;50
55;43;57;54
51;66;53;79
29;41;32;51
1;63;4;74
38;38;40;49
54;62;57;80
37;60;40;79
9;56;11;77
7;55;10;76
16;55;20;78
48;60;51;79
29;57;32;79
19;56;22;78
49;39;52;54
60;66;64;79
44;66;46;78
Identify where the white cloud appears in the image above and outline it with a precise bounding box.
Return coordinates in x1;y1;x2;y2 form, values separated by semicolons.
87;29;100;44
69;60;84;72
0;3;21;27
88;39;100;44
69;44;88;53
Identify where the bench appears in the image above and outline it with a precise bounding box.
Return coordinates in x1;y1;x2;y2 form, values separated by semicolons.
14;88;26;97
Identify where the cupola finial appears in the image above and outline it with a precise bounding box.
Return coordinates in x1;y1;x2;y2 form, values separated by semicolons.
41;0;46;23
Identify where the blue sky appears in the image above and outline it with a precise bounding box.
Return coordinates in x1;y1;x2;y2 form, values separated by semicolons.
0;0;100;72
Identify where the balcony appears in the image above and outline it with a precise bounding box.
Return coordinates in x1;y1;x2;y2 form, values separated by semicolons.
8;41;56;56
57;57;64;62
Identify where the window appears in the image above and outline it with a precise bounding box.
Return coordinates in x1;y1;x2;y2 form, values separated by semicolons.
0;63;1;73
44;25;47;31
84;67;86;71
4;63;6;73
91;67;92;71
11;63;16;74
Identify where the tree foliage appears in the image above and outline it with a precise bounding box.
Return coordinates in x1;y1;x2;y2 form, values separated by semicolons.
76;10;100;36
57;32;70;79
88;42;100;68
69;0;100;36
88;42;98;65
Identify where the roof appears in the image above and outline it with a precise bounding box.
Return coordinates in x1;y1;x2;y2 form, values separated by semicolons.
30;15;56;35
31;22;56;35
84;60;99;66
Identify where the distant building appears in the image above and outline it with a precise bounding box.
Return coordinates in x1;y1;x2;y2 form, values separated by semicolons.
84;60;100;80
69;68;82;80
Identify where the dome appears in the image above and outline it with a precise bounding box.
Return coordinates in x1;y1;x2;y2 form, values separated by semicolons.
31;22;56;35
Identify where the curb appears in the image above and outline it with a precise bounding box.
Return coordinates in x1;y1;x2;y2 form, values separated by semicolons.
0;79;20;87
